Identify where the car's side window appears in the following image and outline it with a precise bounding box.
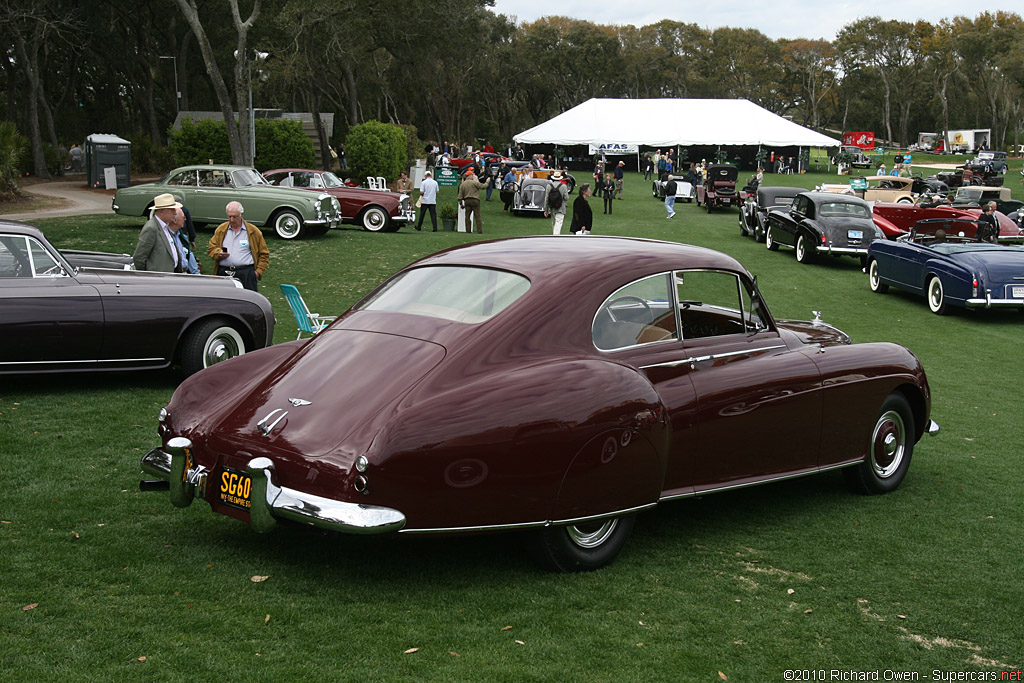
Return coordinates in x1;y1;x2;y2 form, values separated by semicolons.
593;273;677;351
28;238;64;277
675;270;749;340
199;170;232;187
0;236;31;278
167;170;196;187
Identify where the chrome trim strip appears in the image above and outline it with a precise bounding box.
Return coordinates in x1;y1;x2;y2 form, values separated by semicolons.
640;344;786;370
0;357;165;366
398;502;658;535
824;246;870;255
671;462;856;500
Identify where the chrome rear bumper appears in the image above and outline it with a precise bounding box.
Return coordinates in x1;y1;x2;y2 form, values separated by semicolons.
140;439;405;535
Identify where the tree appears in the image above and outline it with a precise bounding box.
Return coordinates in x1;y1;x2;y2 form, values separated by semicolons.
172;0;261;166
346;120;406;183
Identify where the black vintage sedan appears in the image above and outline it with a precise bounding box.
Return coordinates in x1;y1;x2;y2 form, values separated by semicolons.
739;186;804;243
766;192;884;265
0;221;274;376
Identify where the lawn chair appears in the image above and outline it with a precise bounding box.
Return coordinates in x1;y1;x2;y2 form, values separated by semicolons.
280;284;336;339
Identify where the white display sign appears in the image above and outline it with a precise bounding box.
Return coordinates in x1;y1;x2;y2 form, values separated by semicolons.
589;143;639;155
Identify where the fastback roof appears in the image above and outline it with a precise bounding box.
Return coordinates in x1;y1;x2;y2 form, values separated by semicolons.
514;98;841;148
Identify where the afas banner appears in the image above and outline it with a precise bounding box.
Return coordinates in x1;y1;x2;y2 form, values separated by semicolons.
842;132;875;149
589;142;639;155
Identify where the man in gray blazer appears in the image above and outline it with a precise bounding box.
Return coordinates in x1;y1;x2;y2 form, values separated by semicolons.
133;193;185;272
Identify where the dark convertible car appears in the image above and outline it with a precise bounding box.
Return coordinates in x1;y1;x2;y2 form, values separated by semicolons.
766;192;884;264
141;236;937;571
0;222;274;375
867;218;1024;315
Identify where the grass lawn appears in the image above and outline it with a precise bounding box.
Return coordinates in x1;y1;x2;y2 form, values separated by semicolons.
1;167;1022;680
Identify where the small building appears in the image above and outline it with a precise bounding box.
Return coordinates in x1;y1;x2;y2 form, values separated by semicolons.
85;134;131;189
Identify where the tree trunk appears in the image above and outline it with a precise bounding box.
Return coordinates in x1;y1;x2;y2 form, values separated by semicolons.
310;89;331;171
12;34;49;179
173;0;257;165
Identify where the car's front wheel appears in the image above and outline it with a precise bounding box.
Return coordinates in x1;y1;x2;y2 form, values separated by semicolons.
531;515;636;572
796;233;815;263
843;393;915;494
271;209;305;240
361;206;390;232
927;276;948;315
868;259;889;293
180;318;247;376
766;227;779;251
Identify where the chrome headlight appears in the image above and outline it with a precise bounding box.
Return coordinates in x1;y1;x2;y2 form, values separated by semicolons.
158;407;169;423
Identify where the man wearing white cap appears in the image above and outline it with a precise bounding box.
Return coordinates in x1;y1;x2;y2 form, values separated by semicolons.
132;193;187;272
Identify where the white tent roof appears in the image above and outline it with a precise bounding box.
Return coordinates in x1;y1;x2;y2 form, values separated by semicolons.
514;98;840;148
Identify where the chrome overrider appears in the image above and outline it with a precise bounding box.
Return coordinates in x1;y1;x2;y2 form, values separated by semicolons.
139;437;406;535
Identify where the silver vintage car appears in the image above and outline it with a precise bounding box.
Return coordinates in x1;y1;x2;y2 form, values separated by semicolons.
113;165;342;240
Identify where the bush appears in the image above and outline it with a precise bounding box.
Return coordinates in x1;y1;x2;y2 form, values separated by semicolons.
0;121;28;197
169;117;315;171
253;119;314;172
128;133;175;174
346;120;406;184
169;118;232;166
15;140;62;178
396;123;420;167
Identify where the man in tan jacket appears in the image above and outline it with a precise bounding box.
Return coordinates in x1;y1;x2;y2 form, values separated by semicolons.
457;168;487;234
207;201;270;291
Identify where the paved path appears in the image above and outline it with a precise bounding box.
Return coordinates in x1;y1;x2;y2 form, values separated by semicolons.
3;179;116;221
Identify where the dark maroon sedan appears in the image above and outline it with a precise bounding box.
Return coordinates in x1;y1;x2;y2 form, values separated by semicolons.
263;168;415;232
141;236;938;570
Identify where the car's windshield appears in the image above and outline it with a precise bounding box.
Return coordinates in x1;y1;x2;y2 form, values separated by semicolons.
357;266;530;324
231;169;269;187
321;172;345;188
820;202;871;219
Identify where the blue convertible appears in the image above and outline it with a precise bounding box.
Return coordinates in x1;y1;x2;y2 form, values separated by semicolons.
867;218;1024;315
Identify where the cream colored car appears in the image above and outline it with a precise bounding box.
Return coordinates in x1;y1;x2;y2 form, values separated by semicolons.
816;176;917;204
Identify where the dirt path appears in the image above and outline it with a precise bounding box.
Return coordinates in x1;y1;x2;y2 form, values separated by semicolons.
3;179;117;221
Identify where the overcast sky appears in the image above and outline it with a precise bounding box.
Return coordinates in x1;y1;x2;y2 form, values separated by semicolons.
488;0;1010;41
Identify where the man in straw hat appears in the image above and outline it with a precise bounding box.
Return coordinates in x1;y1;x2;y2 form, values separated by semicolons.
544;170;570;235
132;193;187;273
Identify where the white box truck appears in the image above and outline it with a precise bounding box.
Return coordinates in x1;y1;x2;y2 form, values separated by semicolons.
946;129;991;154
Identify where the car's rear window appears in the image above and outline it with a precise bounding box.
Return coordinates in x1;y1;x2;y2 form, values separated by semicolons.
357;266;530;324
820;202;871;219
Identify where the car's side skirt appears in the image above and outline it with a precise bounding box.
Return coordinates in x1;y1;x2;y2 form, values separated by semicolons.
660;459;861;502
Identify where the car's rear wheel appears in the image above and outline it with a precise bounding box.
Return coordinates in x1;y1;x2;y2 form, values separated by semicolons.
796;233;815;263
271;209;304;240
766;227;779;251
843;393;915;494
360;206;390;232
531;515;636;572
180;318;246;376
926;276;948;315
868;259;889;293
897;197;913;204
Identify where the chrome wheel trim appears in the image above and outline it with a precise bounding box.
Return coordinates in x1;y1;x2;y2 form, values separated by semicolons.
927;277;944;313
869;260;881;290
362;207;388;231
870;409;906;478
203;326;244;368
796;235;807;261
566;519;618;549
275;211;302;239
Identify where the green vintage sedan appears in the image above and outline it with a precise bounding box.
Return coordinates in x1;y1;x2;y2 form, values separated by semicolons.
112;165;342;240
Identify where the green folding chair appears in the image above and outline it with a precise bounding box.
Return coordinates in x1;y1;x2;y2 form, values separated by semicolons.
280;284;336;339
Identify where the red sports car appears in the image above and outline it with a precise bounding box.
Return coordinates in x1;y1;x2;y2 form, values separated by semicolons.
263;168;415;233
141;236;938;571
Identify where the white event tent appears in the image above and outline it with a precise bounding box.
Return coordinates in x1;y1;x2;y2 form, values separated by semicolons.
514;98;840;152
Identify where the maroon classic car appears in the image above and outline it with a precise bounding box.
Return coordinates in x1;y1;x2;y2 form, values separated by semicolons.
141;236;938;571
873;202;1024;241
1;222;274;376
263;169;415;232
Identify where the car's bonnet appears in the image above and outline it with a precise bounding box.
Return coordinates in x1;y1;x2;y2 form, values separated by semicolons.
209;329;446;462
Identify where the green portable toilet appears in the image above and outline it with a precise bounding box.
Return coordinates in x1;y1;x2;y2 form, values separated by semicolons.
85;133;131;189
